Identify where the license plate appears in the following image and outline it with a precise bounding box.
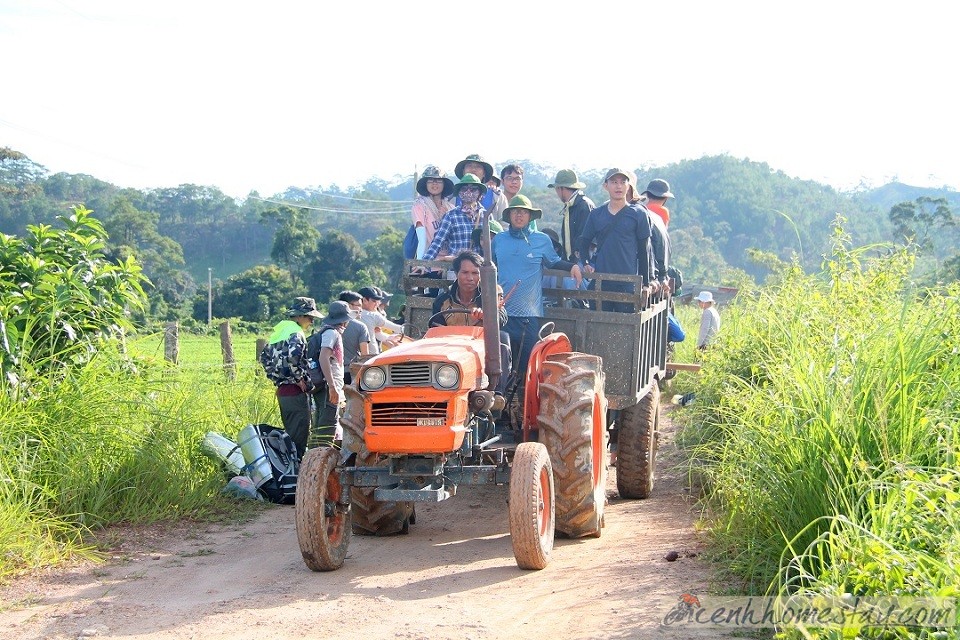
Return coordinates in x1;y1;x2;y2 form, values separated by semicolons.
416;418;445;426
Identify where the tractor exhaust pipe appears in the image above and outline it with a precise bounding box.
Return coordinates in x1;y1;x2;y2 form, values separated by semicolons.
479;208;501;393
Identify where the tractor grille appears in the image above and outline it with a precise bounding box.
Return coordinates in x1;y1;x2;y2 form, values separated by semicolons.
388;363;432;386
370;402;446;427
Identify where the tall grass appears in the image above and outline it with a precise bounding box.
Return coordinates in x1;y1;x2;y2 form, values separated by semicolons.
677;226;960;637
0;334;279;581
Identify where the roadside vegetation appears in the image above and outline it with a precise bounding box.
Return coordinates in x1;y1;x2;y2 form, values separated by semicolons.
678;221;960;638
0;210;277;582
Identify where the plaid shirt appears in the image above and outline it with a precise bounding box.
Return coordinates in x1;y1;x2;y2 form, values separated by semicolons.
422;206;482;260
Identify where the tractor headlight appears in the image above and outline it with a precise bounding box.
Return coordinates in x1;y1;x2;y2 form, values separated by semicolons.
435;364;460;389
361;366;386;391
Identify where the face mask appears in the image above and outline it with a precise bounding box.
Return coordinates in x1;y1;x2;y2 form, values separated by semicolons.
350;309;361;320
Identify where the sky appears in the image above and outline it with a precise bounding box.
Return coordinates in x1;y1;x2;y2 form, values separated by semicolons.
2;0;958;200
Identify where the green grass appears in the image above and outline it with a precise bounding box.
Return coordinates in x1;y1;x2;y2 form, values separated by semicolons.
675;232;960;638
0;331;281;582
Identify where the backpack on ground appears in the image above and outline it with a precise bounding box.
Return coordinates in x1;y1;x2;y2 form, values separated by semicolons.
237;423;299;504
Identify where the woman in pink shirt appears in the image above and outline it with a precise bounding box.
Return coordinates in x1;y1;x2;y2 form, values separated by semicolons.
412;165;455;258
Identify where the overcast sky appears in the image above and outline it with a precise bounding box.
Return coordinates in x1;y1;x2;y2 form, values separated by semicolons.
2;0;957;199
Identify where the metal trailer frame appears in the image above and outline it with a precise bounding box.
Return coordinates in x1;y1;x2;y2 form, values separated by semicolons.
403;261;670;410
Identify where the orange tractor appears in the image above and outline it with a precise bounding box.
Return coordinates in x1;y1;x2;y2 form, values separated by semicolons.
295;223;669;571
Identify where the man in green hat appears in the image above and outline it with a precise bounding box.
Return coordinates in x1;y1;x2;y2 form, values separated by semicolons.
423;173;502;261
548;169;595;262
492;195;582;378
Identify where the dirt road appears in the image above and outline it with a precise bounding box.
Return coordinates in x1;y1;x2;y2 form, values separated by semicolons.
1;408;732;640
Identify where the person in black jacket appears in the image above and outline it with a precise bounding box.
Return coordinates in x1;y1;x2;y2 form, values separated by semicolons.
548;169;595;262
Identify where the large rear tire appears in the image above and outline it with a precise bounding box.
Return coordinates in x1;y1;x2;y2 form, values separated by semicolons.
509;442;555;570
537;353;607;538
295;448;351;571
341;386;415;536
616;384;660;499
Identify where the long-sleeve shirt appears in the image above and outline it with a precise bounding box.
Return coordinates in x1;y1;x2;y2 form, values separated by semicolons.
576;202;654;284
493;227;575;317
697;306;721;348
422;207;482;261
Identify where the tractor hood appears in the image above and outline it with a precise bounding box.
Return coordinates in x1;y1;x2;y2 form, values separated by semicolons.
360;326;487;391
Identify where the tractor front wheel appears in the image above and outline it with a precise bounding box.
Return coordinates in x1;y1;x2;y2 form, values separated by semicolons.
295;447;351;571
509;442;555;570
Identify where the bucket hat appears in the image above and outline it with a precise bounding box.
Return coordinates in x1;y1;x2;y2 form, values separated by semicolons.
642;178;674;199
502;195;542;222
548;169;586;190
322;300;351;325
695;291;714;303
287;296;323;318
454;173;488;197
357;286;383;301
416;165;455;198
603;167;634;183
454;154;495;182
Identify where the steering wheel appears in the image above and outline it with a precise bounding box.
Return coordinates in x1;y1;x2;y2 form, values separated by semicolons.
428;308;479;328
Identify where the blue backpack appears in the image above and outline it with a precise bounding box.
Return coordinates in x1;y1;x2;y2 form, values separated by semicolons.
403;224;419;260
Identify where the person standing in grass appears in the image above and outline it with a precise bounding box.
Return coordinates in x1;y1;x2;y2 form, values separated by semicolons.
259;297;322;459
307;301;351;449
695;291;720;349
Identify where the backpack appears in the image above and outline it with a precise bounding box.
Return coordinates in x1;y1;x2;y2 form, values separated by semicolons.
667;266;683;295
305;326;335;394
402;224;419;260
258;337;296;384
238;423;299;504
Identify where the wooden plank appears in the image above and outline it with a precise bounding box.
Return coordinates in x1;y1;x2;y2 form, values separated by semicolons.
666;362;702;372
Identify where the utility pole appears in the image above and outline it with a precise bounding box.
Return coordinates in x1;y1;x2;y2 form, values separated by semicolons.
207;268;213;325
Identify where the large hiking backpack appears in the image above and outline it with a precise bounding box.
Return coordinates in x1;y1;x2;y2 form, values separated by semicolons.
258;338;297;384
237;423;299;504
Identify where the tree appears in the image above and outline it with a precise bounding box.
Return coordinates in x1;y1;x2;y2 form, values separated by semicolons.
0;147;46;199
302;230;365;303
202;265;296;322
888;196;955;253
262;206;320;288
0;207;148;390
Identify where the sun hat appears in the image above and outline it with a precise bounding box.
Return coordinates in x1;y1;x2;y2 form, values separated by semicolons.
604;168;634;183
416;165;454;198
357;286;384;301
548;169;586;190
502;194;542;222
695;291;714;303
454;154;495;182
287;296;323;318
322;300;351;325
454;173;488;197
487;175;502;188
642;178;674;199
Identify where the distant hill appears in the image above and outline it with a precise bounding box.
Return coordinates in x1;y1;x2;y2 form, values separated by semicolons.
2;149;956;309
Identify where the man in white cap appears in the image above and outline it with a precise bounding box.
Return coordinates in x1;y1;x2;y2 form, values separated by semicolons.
695;291;720;349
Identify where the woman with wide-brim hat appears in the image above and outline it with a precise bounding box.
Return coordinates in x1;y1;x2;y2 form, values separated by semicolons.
412;165;455;258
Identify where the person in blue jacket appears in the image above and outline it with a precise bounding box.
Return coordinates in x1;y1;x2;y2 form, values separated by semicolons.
492;195;581;378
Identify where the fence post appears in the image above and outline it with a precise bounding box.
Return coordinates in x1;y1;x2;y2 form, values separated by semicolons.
220;321;236;381
164;322;179;364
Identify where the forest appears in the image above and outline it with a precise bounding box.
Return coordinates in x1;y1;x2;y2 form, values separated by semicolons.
2;146;958;326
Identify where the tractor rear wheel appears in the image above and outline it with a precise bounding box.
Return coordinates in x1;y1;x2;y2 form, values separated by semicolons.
509;442;555;570
616;384;660;499
537;353;607;538
295;447;350;571
341;387;415;536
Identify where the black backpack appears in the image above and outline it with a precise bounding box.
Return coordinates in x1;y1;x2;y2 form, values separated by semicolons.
241;424;299;504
